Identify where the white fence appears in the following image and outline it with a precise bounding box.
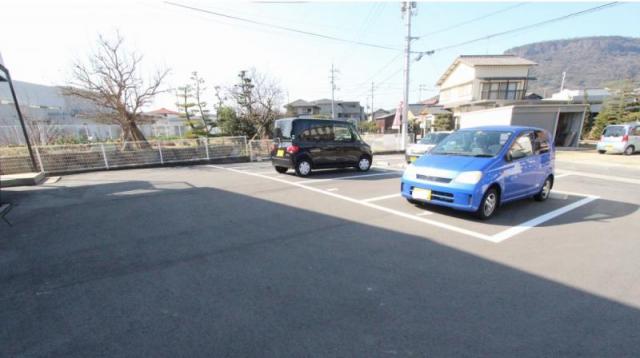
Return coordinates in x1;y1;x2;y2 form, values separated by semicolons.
361;133;414;153
248;139;274;161
1;133;413;175
0;137;248;175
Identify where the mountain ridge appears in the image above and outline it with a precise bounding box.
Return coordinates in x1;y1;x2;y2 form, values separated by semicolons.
504;36;640;95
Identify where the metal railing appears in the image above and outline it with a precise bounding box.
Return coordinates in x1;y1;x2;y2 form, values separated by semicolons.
0;136;248;175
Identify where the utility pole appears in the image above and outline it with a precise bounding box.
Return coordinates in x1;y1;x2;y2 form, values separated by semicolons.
370;82;375;121
401;1;416;150
329;63;339;119
560;71;567;92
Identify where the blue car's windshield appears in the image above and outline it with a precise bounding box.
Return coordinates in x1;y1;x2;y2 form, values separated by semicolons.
431;130;512;157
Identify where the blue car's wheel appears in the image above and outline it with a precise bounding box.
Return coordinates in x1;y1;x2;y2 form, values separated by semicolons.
475;187;499;220
534;176;552;202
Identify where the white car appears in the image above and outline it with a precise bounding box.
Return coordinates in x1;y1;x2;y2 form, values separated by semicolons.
597;123;640;155
405;131;451;163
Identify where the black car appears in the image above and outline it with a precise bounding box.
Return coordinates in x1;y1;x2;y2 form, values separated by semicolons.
271;117;373;176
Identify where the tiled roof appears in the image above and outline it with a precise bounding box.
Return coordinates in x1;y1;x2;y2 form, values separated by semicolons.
458;55;537;66
437;55;536;86
148;107;180;115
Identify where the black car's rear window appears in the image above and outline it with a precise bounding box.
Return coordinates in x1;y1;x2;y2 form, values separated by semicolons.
273;119;294;140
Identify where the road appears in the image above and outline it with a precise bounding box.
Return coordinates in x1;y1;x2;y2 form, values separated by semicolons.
1;153;639;357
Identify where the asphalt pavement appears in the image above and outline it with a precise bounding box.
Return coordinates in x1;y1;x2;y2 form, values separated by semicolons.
1;154;639;357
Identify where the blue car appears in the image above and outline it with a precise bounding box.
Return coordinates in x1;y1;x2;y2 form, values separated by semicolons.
401;126;555;219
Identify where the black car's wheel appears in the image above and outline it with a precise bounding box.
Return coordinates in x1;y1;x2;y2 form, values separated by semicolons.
475;187;499;220
624;145;635;156
294;159;312;177
274;166;288;174
356;156;372;172
534;176;552;202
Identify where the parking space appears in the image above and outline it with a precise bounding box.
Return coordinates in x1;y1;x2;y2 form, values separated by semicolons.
213;159;619;243
3;154;640;357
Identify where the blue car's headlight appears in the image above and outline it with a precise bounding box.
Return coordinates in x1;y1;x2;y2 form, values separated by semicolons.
454;171;483;185
403;164;417;179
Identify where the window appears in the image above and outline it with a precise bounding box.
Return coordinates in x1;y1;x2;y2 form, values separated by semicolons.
273;119;294;140
534;130;550;154
603;126;625;137
431;130;511;157
509;132;534;160
481;81;522;100
632;127;640;136
298;122;334;142
334;123;353;142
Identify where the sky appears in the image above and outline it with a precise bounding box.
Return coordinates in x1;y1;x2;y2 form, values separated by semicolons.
1;0;639;112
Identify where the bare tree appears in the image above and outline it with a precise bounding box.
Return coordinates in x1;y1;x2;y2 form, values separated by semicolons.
66;32;169;148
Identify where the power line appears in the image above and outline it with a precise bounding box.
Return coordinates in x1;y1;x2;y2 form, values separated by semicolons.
414;2;621;57
335;2;387;67
350;53;403;97
415;2;528;40
165;1;401;51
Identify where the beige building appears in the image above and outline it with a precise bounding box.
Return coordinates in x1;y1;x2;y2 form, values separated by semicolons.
437;55;536;109
435;54;587;147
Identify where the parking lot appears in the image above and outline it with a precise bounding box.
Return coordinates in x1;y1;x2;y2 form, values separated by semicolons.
1;153;640;357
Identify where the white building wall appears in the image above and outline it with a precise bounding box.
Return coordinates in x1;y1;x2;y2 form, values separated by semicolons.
440;63;475;88
459;106;514;128
474;65;531;78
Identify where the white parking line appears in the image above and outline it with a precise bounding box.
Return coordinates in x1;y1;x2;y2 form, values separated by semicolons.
211;165;494;242
556;170;640;185
372;165;404;172
490;192;599;243
415;211;433;216
326;188;339;192
210;165;600;244
554;173;572;178
362;193;401;202
301;171;399;184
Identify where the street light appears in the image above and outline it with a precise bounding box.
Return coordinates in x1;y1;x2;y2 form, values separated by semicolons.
0;51;38;172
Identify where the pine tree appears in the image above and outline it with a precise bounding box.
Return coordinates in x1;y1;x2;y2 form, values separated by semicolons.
590;81;639;139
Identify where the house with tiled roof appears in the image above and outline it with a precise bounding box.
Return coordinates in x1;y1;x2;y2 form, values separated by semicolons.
285;99;364;121
435;54;588;147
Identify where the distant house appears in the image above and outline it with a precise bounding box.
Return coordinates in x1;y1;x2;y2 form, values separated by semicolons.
285;99;364;121
373;103;448;133
437;54;537;110
435;54;588;147
546;88;611;113
145;108;184;126
368;108;390;121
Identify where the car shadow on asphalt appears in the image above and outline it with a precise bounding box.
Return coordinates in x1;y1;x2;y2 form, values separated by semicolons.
279;168;402;181
1;179;639;357
407;193;638;231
